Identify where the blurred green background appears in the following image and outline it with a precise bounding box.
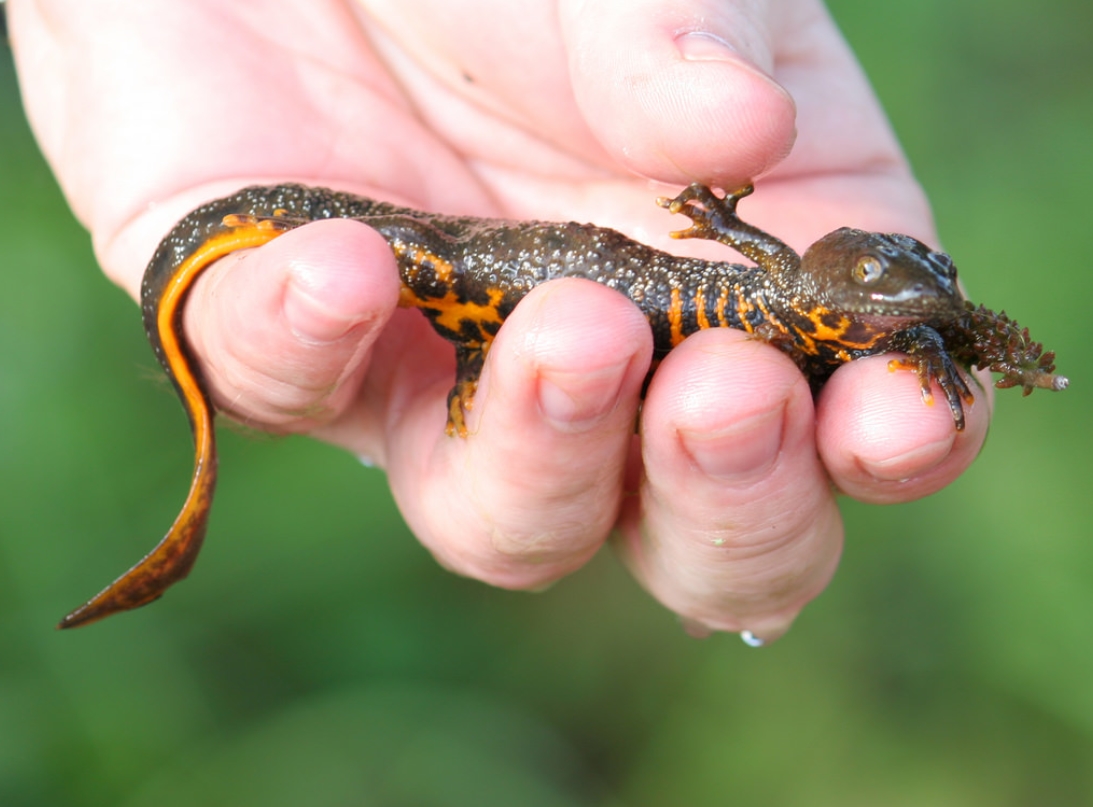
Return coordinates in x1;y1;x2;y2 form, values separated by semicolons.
2;1;1091;804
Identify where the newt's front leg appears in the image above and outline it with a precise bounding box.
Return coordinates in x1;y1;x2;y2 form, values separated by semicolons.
656;183;794;267
886;324;976;431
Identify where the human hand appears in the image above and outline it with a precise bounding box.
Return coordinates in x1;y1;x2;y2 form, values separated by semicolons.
11;0;989;641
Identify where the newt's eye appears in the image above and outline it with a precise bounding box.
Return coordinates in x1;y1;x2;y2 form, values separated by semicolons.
853;255;885;285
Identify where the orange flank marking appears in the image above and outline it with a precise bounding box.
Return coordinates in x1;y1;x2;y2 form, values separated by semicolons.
668;287;685;346
399;284;505;337
735;289;755;333
392;241;455;284
804;305;884;352
753;296;777;334
803;306;849;341
694;287;710;330
788;303;893;361
715;287;731;327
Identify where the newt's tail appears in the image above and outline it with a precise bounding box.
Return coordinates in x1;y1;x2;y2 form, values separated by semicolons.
58;421;217;629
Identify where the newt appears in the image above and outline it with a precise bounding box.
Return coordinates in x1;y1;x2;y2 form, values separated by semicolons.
58;182;1068;628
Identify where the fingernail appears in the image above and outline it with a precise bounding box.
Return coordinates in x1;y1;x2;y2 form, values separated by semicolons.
675;31;779;84
676;31;739;63
537;362;630;432
678;405;785;481
856;435;954;482
284;265;368;344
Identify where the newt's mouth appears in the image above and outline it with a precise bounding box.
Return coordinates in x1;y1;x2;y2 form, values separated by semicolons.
849;287;965;318
853;311;951;332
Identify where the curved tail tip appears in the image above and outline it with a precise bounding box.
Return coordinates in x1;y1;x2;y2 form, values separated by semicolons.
57;607;103;630
56;588;164;630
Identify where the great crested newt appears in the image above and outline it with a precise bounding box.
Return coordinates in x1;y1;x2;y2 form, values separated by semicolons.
58;182;1068;628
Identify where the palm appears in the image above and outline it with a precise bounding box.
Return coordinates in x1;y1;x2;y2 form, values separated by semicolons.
13;0;976;640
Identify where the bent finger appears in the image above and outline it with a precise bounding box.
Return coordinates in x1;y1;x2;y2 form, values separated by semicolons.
181;217;401;431
617;329;843;643
384;279;652;590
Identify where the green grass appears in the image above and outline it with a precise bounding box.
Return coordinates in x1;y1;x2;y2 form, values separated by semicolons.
2;2;1092;804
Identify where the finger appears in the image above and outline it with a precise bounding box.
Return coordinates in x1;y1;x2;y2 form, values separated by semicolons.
384;279;653;589
559;0;797;186
617;329;843;643
182;217;401;431
816;357;991;503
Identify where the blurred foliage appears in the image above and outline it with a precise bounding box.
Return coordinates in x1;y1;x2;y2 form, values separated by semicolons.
1;1;1092;804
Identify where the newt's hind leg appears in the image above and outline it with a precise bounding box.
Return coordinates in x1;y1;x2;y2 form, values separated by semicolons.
656;183;794;267
944;303;1069;395
446;344;488;437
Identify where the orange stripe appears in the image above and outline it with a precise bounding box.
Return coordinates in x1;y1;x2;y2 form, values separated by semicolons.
735;289;753;334
668;287;685;346
153;224;288;579
156;225;284;447
715;286;730;328
694;287;710;330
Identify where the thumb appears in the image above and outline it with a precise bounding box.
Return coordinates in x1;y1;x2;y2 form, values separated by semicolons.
560;0;797;187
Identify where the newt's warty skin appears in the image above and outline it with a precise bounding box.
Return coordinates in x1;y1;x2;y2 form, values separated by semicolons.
60;182;1066;629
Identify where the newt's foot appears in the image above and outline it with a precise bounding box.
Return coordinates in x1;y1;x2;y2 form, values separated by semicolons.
888;355;975;431
887;325;975;431
445;379;477;438
655;183;794;268
445;345;487;438
656;183;754;242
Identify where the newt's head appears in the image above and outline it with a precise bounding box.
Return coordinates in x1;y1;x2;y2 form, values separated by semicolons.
800;228;963;319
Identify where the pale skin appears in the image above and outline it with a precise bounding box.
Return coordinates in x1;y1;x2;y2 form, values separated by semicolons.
10;0;990;642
